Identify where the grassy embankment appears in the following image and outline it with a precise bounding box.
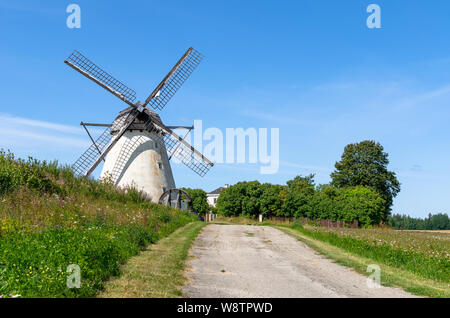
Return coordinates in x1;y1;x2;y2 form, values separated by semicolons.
0;151;198;298
98;221;206;298
214;216;450;297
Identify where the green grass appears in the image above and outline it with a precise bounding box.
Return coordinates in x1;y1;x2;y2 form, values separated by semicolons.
0;151;198;297
98;221;206;298
278;226;450;298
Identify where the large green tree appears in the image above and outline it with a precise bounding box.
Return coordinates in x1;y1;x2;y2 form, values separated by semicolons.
330;140;400;220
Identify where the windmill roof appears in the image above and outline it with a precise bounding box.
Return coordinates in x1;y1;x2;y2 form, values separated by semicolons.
111;106;164;134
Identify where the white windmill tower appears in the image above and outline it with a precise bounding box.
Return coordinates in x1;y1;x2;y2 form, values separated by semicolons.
65;47;213;202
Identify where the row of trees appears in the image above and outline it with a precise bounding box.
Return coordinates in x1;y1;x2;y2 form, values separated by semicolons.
184;140;404;227
216;140;401;227
216;177;386;227
388;213;450;230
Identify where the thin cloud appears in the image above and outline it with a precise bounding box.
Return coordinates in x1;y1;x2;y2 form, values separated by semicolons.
0;114;105;136
0;127;90;148
0;114;100;151
394;84;450;110
0;114;84;135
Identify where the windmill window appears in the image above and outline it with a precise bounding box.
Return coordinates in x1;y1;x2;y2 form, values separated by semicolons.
158;162;163;169
155;143;159;149
162;187;167;193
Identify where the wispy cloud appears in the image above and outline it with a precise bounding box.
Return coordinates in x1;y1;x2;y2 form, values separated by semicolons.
394;84;450;110
0;114;85;135
1;127;90;148
0;114;96;151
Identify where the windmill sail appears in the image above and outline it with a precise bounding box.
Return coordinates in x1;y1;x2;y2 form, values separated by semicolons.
143;47;204;111
150;123;213;177
73;126;112;177
67;47;214;181
65;50;137;107
73;110;140;177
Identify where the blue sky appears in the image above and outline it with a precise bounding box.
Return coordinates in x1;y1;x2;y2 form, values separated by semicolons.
1;0;450;217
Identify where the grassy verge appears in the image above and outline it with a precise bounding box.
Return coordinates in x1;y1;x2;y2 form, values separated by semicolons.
277;225;450;298
98;221;206;298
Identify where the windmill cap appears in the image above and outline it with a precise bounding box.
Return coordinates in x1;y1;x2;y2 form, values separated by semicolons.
111;106;163;134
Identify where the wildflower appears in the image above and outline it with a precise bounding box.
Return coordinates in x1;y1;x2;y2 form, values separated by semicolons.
9;294;21;298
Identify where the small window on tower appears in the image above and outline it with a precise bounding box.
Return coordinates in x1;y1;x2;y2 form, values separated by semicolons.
155;142;158;149
162;187;167;193
158;162;162;169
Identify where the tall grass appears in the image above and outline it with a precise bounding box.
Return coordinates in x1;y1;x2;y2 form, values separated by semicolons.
0;150;197;297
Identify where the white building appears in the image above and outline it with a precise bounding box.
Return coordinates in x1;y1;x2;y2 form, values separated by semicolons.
206;184;229;207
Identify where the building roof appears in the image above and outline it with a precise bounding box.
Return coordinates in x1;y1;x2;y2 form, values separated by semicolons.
207;187;224;195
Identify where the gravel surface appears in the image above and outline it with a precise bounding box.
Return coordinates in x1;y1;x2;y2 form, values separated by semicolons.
182;224;418;298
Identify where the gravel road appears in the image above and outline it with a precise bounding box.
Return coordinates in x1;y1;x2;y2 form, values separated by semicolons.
182;224;418;298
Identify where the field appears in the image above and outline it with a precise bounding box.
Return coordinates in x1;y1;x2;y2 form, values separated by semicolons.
310;226;450;261
0;151;197;298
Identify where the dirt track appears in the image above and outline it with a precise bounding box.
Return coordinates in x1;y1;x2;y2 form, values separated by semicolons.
183;224;418;298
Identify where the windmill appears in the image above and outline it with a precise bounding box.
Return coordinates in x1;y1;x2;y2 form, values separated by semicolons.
65;47;213;202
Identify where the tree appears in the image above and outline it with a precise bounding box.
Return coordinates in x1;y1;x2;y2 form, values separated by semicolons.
281;175;315;218
182;188;209;214
330;140;400;220
259;183;286;217
311;184;340;220
216;181;263;217
240;181;263;217
336;186;385;227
